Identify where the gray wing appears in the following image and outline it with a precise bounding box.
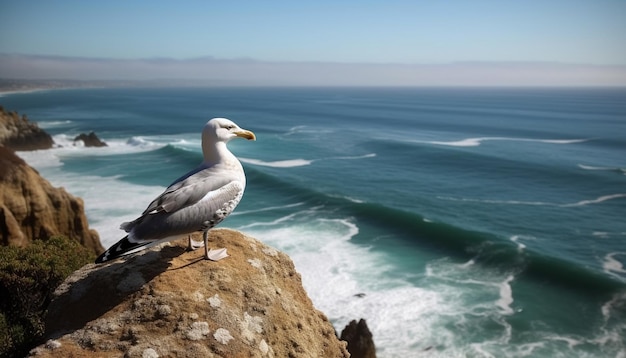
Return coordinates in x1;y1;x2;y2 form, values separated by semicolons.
120;164;240;235
146;164;234;214
127;180;244;243
98;180;244;261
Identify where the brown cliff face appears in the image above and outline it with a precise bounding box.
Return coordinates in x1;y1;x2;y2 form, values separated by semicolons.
30;229;350;358
0;146;103;254
0;107;54;151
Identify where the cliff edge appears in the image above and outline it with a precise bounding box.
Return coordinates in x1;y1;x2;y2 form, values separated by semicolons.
31;229;350;357
0;106;54;151
0;146;103;254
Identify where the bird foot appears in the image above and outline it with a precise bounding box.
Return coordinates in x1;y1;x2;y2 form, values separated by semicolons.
187;237;204;251
205;248;229;261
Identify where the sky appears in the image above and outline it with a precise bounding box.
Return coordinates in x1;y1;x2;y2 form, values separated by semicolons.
1;0;625;86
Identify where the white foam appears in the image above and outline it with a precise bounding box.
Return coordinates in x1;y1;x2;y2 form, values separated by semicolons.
239;153;376;168
236;212;459;356
239;157;313;168
125;136;154;147
514;342;546;357
329;153;377;160
438;195;553;207
578;164;626;175
327;193;365;204
562;193;626;207
430;137;484;147
495;275;515;315
15;148;63;169
510;235;530;252
283;125;334;137
425;258;519;315
601;292;626;322
579;164;612;171
428;136;589;147
545;335;582;349
459;259;476;269
602;252;626;276
593;231;626;239
42;134;163;156
36;120;73;128
438;194;626;208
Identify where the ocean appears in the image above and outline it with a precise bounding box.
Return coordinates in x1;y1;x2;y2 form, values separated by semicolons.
2;87;625;357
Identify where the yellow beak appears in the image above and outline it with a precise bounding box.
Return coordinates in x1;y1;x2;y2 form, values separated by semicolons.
235;129;256;141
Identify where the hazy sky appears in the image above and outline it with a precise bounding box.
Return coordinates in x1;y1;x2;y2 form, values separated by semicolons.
1;1;625;85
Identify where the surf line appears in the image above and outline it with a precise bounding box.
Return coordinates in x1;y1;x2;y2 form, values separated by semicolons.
561;193;626;207
240;153;376;168
438;193;626;208
428;137;589;147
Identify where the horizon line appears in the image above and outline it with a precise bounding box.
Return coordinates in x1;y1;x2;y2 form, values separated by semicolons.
2;52;626;68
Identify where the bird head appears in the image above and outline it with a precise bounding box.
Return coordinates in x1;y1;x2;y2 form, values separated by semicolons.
204;118;256;143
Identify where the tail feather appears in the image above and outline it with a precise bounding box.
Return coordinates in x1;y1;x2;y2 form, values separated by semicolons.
95;235;154;264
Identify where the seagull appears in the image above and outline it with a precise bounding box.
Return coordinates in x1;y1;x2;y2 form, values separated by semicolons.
95;118;256;264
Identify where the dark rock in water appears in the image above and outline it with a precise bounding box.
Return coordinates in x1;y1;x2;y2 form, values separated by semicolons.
340;318;376;358
74;131;107;147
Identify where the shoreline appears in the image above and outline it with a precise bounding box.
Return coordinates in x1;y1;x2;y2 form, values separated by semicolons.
0;88;53;97
0;79;133;97
0;81;84;97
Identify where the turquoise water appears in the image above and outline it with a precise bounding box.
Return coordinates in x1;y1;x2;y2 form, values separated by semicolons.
3;87;626;357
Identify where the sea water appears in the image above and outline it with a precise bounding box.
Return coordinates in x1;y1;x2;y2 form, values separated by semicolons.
3;87;626;357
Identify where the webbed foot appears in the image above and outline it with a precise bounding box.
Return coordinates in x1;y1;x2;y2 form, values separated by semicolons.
205;248;229;261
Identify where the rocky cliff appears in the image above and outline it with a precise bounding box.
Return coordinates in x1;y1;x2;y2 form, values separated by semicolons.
0;146;103;254
0;106;54;151
30;229;350;357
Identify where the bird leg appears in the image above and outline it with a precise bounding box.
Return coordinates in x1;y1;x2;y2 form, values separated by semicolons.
203;230;210;259
203;230;229;261
187;235;204;251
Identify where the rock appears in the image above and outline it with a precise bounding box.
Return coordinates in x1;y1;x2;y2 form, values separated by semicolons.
30;229;350;358
0;106;54;151
73;132;107;147
0;145;103;254
340;319;376;358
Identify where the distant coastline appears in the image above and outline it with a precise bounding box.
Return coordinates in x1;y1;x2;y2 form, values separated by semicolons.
0;78;210;95
0;78;131;96
0;78;274;94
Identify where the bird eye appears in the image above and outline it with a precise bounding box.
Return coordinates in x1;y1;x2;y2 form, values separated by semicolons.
225;125;234;130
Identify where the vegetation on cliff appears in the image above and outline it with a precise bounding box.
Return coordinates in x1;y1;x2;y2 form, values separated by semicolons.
0;236;95;358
